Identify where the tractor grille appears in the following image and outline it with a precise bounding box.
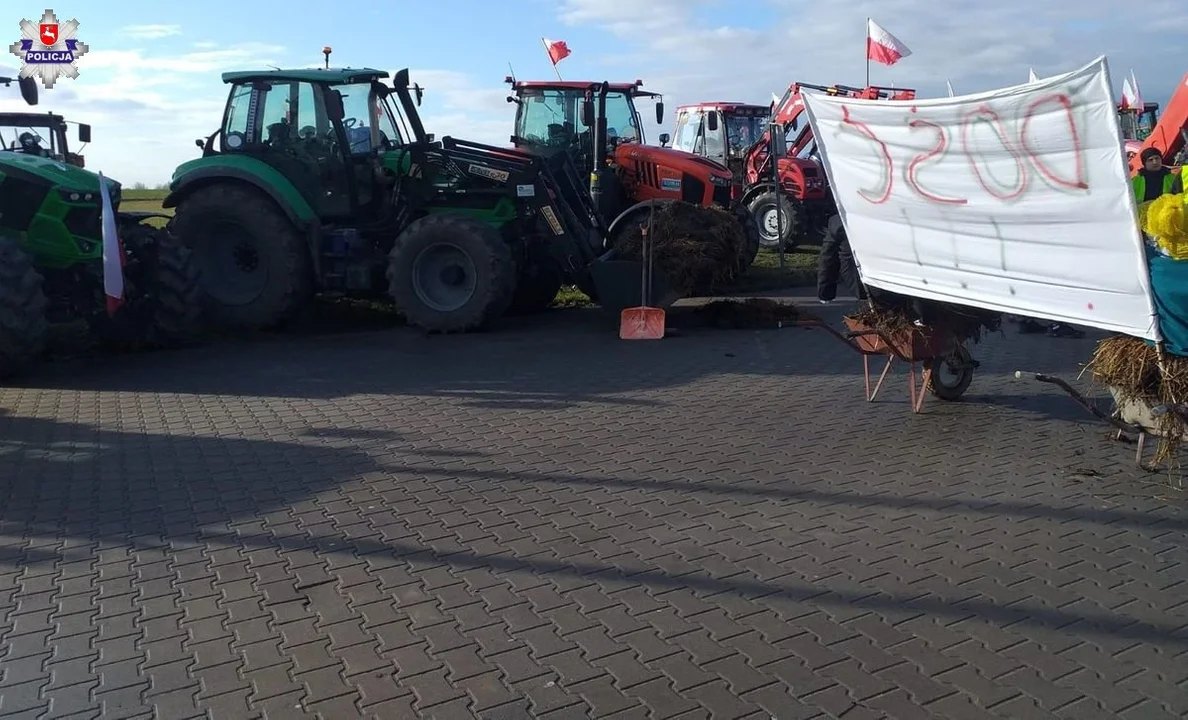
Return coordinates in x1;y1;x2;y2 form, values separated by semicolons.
712;183;732;208
0;176;48;231
63;204;101;238
633;159;660;188
680;173;705;205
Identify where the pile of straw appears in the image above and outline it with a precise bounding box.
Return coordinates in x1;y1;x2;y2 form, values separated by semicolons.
850;294;1002;345
693;298;817;329
1088;335;1188;464
613;202;747;296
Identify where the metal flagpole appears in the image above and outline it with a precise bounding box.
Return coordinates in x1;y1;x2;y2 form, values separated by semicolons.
865;17;871;87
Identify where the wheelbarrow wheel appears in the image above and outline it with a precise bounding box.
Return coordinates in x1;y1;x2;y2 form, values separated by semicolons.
929;345;974;401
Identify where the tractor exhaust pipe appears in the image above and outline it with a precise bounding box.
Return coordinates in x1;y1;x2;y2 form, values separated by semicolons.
588;82;610;217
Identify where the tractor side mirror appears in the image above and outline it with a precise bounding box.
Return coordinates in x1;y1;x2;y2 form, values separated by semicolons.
414;85;423;106
18;75;37;105
769;122;787;159
78;123;91;143
658;132;670;147
581;98;594;128
327;89;345;122
706;111;718;132
195;138;204;149
655;101;664;125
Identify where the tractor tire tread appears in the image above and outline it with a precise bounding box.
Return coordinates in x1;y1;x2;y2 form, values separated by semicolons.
0;234;48;379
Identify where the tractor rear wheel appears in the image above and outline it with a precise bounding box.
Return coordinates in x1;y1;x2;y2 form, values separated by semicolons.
88;221;201;350
387;214;515;332
0;234;48;379
748;190;803;250
170;184;312;330
508;246;563;315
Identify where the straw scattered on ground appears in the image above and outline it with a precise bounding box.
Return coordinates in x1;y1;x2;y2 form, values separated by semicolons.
613;202;747;296
692;298;819;329
1088;335;1188;464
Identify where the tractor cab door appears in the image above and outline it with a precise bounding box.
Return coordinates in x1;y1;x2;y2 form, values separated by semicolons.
671;110;700;154
698;111;727;167
223;79;353;218
317;83;398;218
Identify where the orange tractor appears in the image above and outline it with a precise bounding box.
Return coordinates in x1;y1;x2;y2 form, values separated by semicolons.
504;77;759;264
674;83;915;249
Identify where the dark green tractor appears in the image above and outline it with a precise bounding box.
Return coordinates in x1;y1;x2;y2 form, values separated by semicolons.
0;75;200;380
164;57;669;334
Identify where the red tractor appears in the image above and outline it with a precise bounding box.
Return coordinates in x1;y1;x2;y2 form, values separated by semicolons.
674;83;915;249
505;77;758;263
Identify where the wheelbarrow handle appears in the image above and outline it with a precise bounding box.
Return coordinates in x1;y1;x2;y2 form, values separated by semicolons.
1025;371;1145;435
843;329;880;340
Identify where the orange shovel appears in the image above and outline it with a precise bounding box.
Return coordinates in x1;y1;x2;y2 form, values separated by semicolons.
619;204;665;340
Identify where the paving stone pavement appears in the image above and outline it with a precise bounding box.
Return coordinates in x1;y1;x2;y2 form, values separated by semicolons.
2;306;1187;719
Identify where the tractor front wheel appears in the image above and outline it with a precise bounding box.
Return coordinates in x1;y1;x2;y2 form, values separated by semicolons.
387;214;516;332
88;220;202;350
170;184;312;330
0;234;48;380
748;190;803;250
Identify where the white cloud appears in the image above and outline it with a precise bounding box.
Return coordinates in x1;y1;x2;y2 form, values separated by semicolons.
120;24;182;40
403;69;516;147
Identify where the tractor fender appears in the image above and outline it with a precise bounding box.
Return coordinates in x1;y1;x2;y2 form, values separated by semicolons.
162;163;318;230
740;182;778;208
605;198;676;240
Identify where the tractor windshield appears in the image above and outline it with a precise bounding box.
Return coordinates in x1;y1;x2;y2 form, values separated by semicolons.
0;119;64;159
724;113;766;157
515;88;643;150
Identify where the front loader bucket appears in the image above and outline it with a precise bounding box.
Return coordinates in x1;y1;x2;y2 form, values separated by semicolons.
589;257;680;316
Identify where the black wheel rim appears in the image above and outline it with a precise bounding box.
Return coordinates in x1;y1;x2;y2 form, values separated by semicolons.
197;221;268;306
412;243;477;312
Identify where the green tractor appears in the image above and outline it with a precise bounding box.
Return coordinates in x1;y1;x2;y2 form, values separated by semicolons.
164;56;712;333
0;74;201;380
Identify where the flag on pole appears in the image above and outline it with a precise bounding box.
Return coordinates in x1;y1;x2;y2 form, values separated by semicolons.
98;172;124;316
866;19;912;66
946;79;955;97
1028;68;1040;83
542;38;571;66
1129;69;1144;110
1120;75;1138;109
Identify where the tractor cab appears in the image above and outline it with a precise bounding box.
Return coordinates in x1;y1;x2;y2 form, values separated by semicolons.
672;102;769;187
191;61;430;221
0;111;91;167
506;77;736;235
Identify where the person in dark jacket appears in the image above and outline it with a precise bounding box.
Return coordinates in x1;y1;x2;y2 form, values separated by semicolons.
1133;148;1176;202
817;214;866;303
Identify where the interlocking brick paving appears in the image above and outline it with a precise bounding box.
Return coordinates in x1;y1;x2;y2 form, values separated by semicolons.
2;305;1186;719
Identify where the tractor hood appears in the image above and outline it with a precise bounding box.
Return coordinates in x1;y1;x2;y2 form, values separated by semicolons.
0;151;107;194
652;145;731;175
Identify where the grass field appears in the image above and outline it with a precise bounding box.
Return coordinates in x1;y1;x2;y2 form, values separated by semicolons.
121;188;818;306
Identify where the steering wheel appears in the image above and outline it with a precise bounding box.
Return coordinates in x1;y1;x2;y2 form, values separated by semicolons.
343;117;358;129
297;125;317;141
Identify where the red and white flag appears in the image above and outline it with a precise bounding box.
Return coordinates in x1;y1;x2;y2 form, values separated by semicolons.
866;19;911;66
542;38;571;66
1126;69;1144;110
98;172;124;315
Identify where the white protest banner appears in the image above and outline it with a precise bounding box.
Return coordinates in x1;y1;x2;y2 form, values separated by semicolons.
802;56;1160;341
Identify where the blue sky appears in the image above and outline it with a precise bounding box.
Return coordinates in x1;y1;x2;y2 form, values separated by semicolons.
2;0;1185;185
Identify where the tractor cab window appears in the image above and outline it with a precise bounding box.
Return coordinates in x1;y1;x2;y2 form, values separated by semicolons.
1118;110;1139;141
0;122;59;159
701;111;725;159
221;84;253;151
516;89;588;148
337;85;382;154
672;111;700;153
372;92;404;150
602;92;640;144
724;113;764;157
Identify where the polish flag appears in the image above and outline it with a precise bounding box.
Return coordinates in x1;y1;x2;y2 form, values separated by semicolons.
1128;69;1144;110
866;19;911;66
98;172;125;315
1120;75;1139;110
542;38;571;66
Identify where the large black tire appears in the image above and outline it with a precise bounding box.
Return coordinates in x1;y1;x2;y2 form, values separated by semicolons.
508;248;563;315
747;190;803;250
387;214;516;332
0;235;48;380
88;221;201;351
169;183;312;330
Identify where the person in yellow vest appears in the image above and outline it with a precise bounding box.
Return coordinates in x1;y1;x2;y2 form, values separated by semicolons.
1133;148;1176;202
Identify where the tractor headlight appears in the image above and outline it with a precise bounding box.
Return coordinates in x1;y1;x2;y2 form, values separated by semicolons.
58;188;97;203
708;174;732;187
